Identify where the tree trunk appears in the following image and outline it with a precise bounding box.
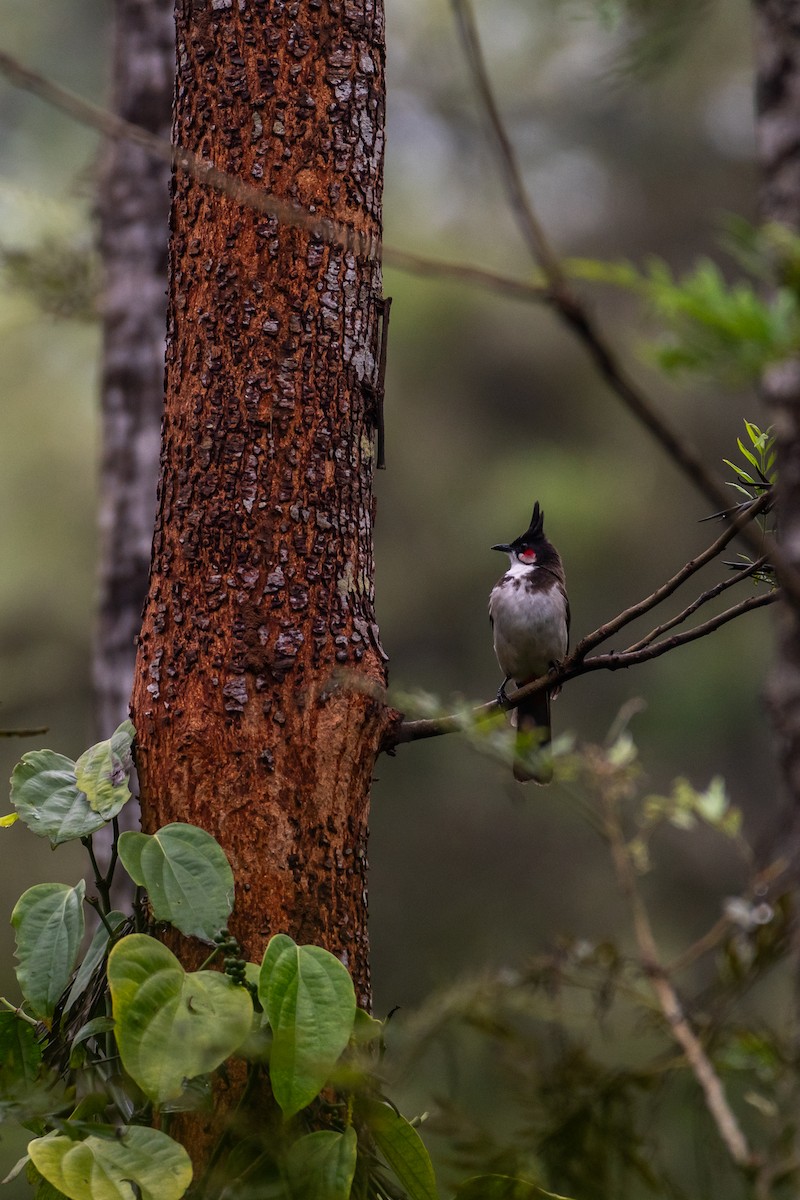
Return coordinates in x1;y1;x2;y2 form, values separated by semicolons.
130;0;388;1008
94;0;174;740
753;0;800;813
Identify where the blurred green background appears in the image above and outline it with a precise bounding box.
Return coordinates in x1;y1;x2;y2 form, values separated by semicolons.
0;0;780;1193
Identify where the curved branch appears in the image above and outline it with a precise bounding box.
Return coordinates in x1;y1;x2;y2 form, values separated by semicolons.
2;44;798;597
574;492;772;661
386;589;779;750
450;0;565;286
447;1;799;599
624;555;770;653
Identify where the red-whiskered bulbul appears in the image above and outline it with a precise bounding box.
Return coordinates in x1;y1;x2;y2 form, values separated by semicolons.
489;501;570;783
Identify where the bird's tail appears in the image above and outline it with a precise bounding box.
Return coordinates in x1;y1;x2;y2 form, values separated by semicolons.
513;688;552;784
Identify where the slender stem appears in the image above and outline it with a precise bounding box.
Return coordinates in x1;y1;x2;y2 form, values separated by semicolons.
107;816;120;897
450;0;565;286
624;556;770;653
82;834;112;913
0;997;38;1025
601;783;753;1168
85;895;116;937
574;492;772;660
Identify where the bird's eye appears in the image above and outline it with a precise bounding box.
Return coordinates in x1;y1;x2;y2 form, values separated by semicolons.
518;548;536;563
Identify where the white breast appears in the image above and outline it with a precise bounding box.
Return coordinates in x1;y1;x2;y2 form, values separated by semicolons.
489;567;568;683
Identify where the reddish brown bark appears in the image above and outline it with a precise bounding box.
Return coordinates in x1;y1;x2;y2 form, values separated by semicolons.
131;0;388;1007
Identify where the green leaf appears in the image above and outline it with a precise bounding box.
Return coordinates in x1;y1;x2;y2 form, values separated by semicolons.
260;932;296;985
363;1100;438;1200
28;1126;192;1200
286;1127;357;1200
259;936;356;1117
64;911;127;1014
117;824;234;942
74;721;135;820
10;751;105;846
107;934;252;1104
352;1007;384;1044
12;882;86;1020
0;1011;42;1105
454;1178;574;1200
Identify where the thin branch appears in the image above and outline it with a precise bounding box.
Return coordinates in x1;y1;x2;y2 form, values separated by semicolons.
583;590;778;673
386;589;779;749
0;48;378;260
450;0;565;286
383;246;547;301
624;555;770;654
2;45;799;598
573;492;772;661
447;2;799;597
602;784;754;1168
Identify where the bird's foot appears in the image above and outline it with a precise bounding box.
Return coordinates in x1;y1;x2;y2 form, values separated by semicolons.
496;678;512;708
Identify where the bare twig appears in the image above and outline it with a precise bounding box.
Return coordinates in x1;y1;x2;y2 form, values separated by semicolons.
573;492;772;661
0;48;378;260
624;555;770;654
0;46;553;303
450;0;565;286
600;779;754;1168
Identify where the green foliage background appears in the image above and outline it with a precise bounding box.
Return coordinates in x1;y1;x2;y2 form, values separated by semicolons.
0;0;784;1195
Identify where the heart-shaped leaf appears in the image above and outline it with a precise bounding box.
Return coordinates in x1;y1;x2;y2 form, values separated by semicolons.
74;721;135;820
108;934;252;1103
118;824;234;942
12;881;86;1020
258;936;356;1117
10;751;105;846
28;1126;192;1200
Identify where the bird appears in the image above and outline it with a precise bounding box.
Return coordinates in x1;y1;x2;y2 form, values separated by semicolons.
489;501;570;783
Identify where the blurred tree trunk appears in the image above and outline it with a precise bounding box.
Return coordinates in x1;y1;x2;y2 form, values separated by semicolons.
753;1;800;814
94;0;173;740
130;0;388;1009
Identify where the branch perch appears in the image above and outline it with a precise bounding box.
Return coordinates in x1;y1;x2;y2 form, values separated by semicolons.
386;498;777;750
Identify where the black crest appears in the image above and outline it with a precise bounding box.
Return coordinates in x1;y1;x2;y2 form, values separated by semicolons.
511;501;545;549
491;500;555;557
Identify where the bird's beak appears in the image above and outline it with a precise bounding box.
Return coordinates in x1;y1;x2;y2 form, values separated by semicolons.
491;543;512;553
